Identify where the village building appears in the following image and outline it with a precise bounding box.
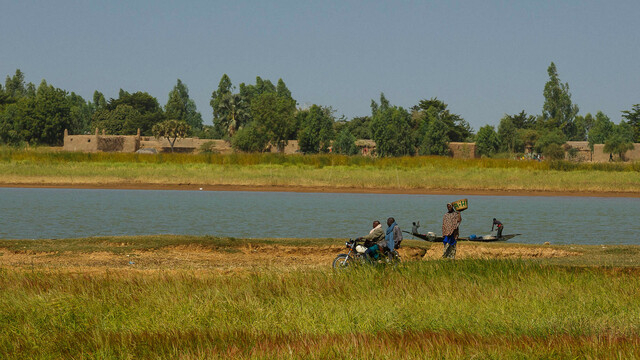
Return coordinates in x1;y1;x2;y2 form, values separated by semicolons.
63;129;639;162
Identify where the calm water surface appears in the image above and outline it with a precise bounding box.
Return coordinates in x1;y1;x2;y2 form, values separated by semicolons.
1;187;639;245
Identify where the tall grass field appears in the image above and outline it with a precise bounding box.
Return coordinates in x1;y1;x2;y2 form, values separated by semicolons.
1;236;640;359
2;260;639;359
1;148;639;193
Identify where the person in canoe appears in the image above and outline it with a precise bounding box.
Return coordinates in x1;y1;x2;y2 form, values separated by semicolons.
442;203;462;259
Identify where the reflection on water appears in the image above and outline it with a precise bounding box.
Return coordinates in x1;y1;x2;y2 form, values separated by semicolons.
1;187;638;245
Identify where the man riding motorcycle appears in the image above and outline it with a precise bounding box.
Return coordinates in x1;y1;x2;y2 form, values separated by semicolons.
356;220;386;261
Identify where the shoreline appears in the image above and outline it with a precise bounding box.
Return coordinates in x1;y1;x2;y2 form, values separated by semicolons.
1;182;639;198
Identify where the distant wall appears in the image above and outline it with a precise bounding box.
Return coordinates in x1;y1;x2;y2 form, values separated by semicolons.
448;142;478;159
139;137;232;154
592;143;640;162
564;141;592;162
565;141;640;162
63;129;140;153
267;140;300;154
98;136;138;152
351;140;477;158
63;134;98;152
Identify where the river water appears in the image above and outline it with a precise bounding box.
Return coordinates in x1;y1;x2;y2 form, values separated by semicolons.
1;187;638;245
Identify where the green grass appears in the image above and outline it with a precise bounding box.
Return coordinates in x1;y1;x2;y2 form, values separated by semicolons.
1;148;639;193
1;236;640;359
2;146;640;171
2;260;639;359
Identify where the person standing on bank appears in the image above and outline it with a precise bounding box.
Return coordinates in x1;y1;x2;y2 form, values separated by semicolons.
385;217;403;261
442;203;462;259
492;218;504;238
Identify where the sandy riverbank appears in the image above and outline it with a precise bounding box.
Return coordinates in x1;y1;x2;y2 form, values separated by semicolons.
2;236;636;272
1;182;639;197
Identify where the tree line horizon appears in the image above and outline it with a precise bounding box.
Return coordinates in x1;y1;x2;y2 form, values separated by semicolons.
0;62;638;158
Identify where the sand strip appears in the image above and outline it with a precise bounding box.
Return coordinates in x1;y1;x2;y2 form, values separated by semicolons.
1;182;639;198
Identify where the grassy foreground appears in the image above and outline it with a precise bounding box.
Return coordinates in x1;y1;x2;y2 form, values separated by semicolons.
1;235;640;359
1;148;640;193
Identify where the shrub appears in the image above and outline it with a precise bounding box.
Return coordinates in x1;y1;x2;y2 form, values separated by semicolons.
543;143;565;160
231;122;268;152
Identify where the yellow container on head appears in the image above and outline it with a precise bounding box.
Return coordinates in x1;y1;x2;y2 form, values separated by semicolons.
451;198;468;211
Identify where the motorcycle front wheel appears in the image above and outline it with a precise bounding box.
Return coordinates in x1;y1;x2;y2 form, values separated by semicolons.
332;254;352;269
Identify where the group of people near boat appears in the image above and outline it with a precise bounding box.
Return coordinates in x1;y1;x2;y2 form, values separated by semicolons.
357;203;504;260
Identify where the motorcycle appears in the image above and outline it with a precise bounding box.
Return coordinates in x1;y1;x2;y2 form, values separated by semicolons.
332;238;401;269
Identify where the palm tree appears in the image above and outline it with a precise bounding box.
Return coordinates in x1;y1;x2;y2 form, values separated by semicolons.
219;93;249;136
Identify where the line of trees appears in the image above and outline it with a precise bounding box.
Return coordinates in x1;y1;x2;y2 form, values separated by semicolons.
474;63;638;160
0;64;638;158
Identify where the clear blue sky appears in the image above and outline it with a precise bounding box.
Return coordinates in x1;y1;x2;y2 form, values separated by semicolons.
1;0;638;130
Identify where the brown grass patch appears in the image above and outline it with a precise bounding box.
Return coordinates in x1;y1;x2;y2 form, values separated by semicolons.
0;243;579;274
79;329;640;359
421;243;580;260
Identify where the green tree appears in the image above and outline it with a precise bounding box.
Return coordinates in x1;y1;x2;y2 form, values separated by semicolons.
25;82;36;98
108;91;161;114
475;125;500;156
508;110;537;129
239;76;276;105
517;129;539;153
541;62;579;137
165;79;203;131
192;125;219;140
4;69;26;99
276;78;293;100
543;143;565;160
0;103;23;144
0;76;76;145
251;92;296;152
412;98;472;142
297;105;335;154
96;91;165;135
333;128;358;155
231;122;269;152
370;93;413;157
621;104;640;142
165;90;185;123
419;110;450;156
93;91;107;109
123;110;165;136
218;93;249;136
573;113;595;141
211;74;233;106
604;122;635;160
587;111;613;151
210;74;234;137
497;115;518;152
22;80;73;145
346;116;372;139
603;121;634;161
152;119;190;153
67;92;93;135
91;104;141;135
603;136;634;161
535;129;566;154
